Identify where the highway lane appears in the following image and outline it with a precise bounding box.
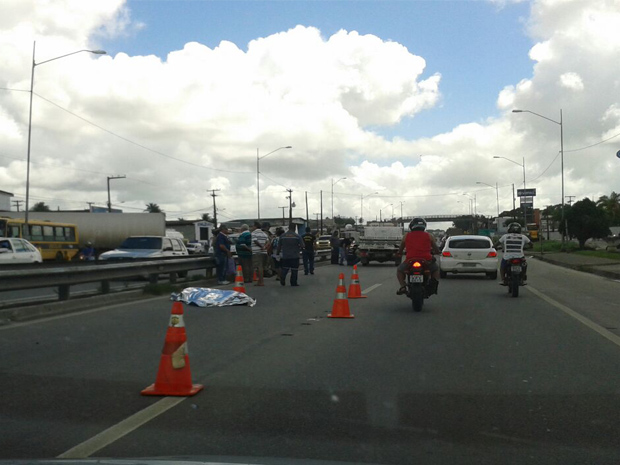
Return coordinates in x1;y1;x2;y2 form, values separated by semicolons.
1;260;620;464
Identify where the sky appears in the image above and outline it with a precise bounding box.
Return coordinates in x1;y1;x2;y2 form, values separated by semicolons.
0;0;619;227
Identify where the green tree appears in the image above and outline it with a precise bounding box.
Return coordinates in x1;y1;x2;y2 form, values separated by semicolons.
597;192;620;226
30;202;51;212
145;203;162;213
560;198;610;249
201;213;213;222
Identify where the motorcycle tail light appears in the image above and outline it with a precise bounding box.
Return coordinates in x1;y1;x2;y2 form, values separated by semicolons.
442;251;452;257
487;251;497;257
413;261;422;268
510;258;521;264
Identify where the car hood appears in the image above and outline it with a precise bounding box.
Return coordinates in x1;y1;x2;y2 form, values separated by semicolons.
99;249;162;259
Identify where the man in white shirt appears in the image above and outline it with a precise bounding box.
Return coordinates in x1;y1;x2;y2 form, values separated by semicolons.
496;222;531;283
251;221;269;286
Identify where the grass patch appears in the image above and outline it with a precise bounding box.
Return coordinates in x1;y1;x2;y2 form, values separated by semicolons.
574;250;620;260
533;240;580;253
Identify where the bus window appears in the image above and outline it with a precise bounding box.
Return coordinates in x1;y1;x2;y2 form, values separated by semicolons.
54;226;65;241
0;220;5;237
29;225;43;241
65;227;76;241
43;225;54;241
10;226;19;237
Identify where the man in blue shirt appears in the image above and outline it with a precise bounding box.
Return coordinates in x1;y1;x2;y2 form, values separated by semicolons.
277;224;304;286
214;225;232;285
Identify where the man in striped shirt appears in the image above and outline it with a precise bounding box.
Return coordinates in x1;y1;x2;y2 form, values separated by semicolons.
496;222;531;283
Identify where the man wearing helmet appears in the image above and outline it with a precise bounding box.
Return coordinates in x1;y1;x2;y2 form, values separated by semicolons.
396;218;440;295
496;222;531;283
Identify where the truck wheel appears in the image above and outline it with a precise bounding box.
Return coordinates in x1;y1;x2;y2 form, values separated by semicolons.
55;252;64;262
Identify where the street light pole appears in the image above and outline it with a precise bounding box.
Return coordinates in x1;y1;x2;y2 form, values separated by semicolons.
331;177;346;226
360;191;378;224
256;146;292;220
513;108;565;247
107;175;126;212
24;42;106;226
476;181;500;218
493;156;527;227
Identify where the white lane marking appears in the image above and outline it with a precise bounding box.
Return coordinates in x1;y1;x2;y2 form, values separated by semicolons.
57;396;186;458
527;285;620;349
362;283;382;294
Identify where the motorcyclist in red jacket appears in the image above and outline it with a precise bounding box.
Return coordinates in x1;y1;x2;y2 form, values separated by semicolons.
396;218;440;295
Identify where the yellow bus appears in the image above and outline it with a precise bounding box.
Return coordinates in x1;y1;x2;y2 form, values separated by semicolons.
0;217;79;261
527;223;539;241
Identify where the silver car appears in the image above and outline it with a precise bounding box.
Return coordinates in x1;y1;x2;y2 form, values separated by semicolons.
439;235;499;279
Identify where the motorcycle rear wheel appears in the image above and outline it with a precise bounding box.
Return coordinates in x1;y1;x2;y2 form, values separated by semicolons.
511;273;520;297
410;286;424;312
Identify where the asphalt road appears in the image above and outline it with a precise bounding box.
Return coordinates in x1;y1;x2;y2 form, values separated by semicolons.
2;259;620;464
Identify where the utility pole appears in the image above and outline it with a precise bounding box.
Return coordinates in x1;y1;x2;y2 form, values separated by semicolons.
107;175;126;212
565;195;575;206
86;202;94;212
305;191;309;225
279;206;287;224
287;189;293;224
314;212;320;230
12;200;23;212
512;184;516;221
209;189;220;227
320;190;323;233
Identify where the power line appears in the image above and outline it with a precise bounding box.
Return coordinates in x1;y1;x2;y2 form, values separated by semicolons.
34;92;254;175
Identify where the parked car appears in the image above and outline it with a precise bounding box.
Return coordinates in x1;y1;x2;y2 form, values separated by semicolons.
99;236;189;260
185;241;205;254
439;235;498;279
0;237;43;264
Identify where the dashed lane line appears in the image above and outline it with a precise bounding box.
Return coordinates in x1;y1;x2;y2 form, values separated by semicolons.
362;283;382;294
57;396;186;459
527;285;620;349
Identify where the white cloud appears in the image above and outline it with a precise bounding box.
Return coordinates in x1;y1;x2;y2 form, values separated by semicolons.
559;72;584;91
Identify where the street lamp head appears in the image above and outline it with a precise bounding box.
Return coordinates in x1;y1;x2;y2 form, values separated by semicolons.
493;156;501;159
512;109;523;113
284;146;292;149
90;50;107;55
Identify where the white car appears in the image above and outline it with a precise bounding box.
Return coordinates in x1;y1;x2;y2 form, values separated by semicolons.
99;236;189;260
0;237;43;264
439;235;498;279
185;242;205;254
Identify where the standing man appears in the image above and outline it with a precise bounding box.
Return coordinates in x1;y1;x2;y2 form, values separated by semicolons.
340;234;351;265
330;230;340;265
251;221;269;286
214;224;232;285
301;227;316;275
278;223;304;286
236;224;253;283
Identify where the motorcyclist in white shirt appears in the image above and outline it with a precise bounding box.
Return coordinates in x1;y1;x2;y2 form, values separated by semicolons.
495;222;531;284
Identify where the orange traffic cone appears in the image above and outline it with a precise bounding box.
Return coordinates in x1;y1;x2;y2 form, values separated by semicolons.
328;273;354;318
233;265;246;293
141;302;204;396
253;269;258;282
348;264;367;299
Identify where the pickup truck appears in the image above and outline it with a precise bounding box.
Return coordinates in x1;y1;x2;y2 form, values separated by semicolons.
356;226;404;266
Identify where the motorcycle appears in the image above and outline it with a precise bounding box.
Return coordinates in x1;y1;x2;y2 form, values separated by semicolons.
404;258;437;312
504;257;527;297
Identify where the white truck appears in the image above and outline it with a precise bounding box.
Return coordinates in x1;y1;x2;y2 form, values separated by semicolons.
356;225;404;266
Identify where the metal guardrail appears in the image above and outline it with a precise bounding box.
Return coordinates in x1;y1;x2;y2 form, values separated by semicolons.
0;256;216;301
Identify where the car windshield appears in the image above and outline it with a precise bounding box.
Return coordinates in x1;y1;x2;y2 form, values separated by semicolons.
119;237;162;250
448;239;491;249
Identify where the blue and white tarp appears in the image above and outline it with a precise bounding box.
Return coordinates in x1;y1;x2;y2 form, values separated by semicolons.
171;287;256;307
